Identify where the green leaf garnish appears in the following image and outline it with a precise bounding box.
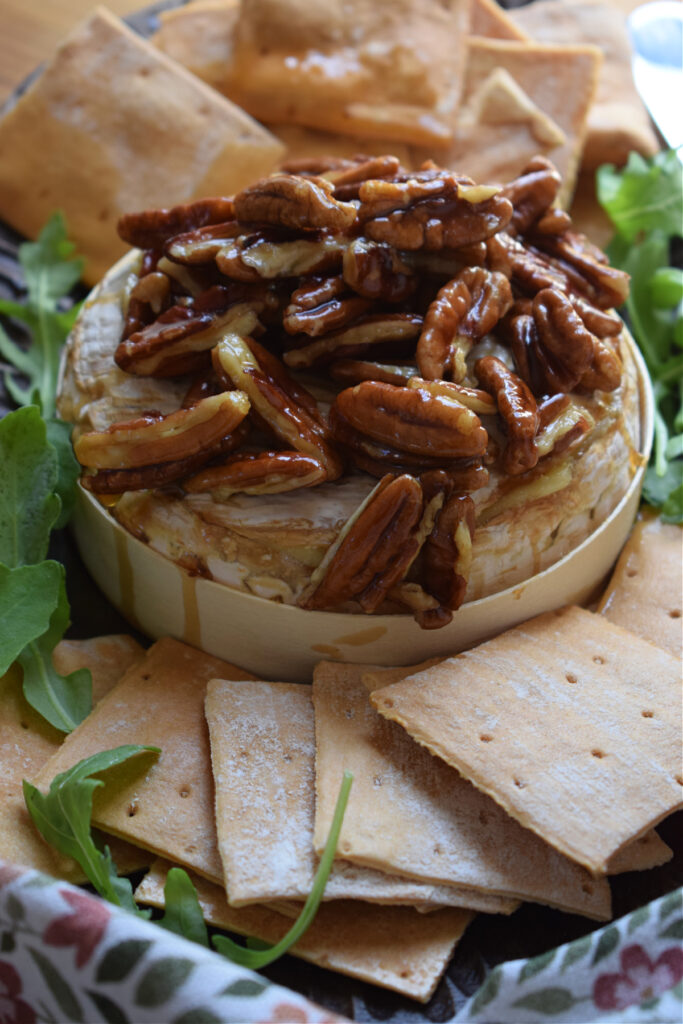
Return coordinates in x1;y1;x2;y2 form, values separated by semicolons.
597;149;683;522
212;770;353;968
23;746;159;914
0;211;83;418
157;869;210;948
0;561;62;677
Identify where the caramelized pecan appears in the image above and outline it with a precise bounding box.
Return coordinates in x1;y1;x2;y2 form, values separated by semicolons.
217;232;347;281
407;376;496;415
283;276;372;336
118;197;235;250
74;391;250;470
502;156;562;236
342;238;416;302
283;313;422;368
333;380;488;460
329;360;416;387
530;232;630;309
475;355;539;475
301;474;424;613
420;492;475;610
536;395;594;457
233;173;357;232
183;450;327;497
417;268;513;381
165;222;242;264
533;289;598;391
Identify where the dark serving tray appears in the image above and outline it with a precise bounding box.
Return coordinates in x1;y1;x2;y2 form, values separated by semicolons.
0;2;681;1019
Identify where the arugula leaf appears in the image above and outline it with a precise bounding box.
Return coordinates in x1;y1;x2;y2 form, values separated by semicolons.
45;418;80;529
23;746;159;914
158;869;210;947
17;564;92;732
0;211;83;417
597;150;683;243
0;406;61;567
212;771;353;968
0;561;62;676
597;150;683;522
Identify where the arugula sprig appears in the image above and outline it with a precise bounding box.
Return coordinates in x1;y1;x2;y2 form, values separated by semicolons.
25;752;353;968
597;150;683;522
0;212;83;418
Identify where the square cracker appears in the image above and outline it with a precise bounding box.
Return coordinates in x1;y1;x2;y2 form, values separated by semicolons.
371;606;683;874
598;515;682;660
31;637;256;883
413;37;600;206
0;7;284;285
136;858;473;1003
152;0;240;95
314;662;611;919
470;0;529;42
1;636;147;880
220;0;471;146
511;0;658;169
205;677;517;914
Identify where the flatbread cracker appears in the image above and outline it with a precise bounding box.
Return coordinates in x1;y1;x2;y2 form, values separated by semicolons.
470;0;529;41
0;7;284;284
152;0;239;94
511;0;658;169
220;0;471;146
1;636;147;881
606;831;673;875
598;515;682;660
136;858;473;1003
314;662;612;920
415;37;600;206
31;637;256;883
205;677;517;913
371;606;683;874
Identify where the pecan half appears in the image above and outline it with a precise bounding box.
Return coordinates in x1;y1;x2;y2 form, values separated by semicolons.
502;156;562;236
533;289;598;391
330;360;416;387
475;355;539;475
420;492;475;610
283;313;422;368
215;334;342;479
283;276;372;336
74;391;250;470
301;474;424;613
342;238;416;302
407;377;496;415
332;380;488;460
118;197;235;250
536;395;594;457
417;268;513;381
182;450;327;497
217;233;347;281
165;222;242;265
233;173;357;233
530;232;630;309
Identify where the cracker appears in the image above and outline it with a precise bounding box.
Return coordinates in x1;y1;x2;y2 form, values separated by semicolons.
414;37;601;206
220;0;471;146
0;7;284;285
314;662;612;919
136;858;473;1002
31;637;256;883
598;515;682;660
205;677;517;914
371;606;683;874
606;831;672;875
152;0;239;94
1;636;147;880
511;0;658;169
470;0;530;42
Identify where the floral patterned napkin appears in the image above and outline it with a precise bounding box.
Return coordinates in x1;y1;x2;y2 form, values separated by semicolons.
1;859;680;1024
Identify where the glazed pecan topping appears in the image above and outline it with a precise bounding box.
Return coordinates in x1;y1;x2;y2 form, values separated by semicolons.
283;276;372;336
417;268;513;381
501;156;562;236
165;221;242;264
330;359;416;387
332;380;488;460
74;391;250;470
342;238;416;302
283;312;422;368
530;232;630;309
183;450;327;497
301;474;425;613
118;197;235;250
475;355;540;475
216;232;347;281
536;395;594;457
533;289;600;392
420;492;476;611
407;377;496;415
233;173;357;233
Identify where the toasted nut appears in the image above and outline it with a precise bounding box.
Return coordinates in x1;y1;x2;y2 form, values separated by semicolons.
407;377;497;415
421;493;475;610
330;360;416;387
115;302;262;377
74;391;250;470
283;276;372;336
502;156;562;235
217;233;348;281
389;582;453;629
475;355;540;475
301;474;424;613
183;450;327;497
531;231;630;309
283;312;422;368
536;396;594;457
165;222;242;264
342;238;416;302
533;289;597;390
234;173;357;232
216;334;342;479
363;189;513;251
333;380;488;459
118;197;235;250
568;294;623;338
417;268;513;381
579;336;623;392
84;427;249;494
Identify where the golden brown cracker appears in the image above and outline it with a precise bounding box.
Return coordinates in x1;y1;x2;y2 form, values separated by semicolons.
607;831;673;875
205;677;517;913
371;606;683;874
598;516;682;660
511;0;658;168
314;662;611;919
221;0;471;146
152;0;239;94
1;636;146;880
0;7;284;285
32;637;256;883
136;858;473;1002
470;0;530;41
